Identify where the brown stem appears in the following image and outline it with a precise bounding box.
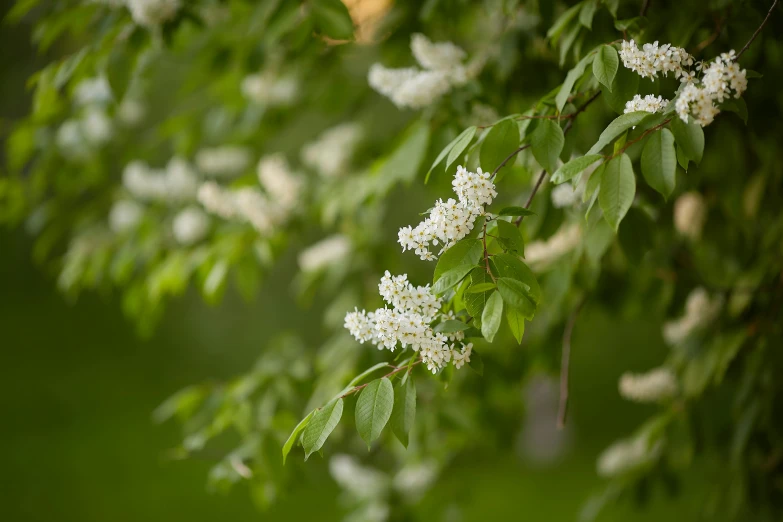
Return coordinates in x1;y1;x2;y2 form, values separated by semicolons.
339;360;422;399
482;220;496;282
736;0;779;60
557;299;586;429
640;0;652;16
608;118;672;160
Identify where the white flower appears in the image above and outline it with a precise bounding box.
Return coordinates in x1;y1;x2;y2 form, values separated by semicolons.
398;166;496;261
392;461;438;499
624;94;669;114
410;33;466;71
619;367;678;403
524;223;581;268
597;435;661;477
241;72;298;106
298;235;351;273
109;200;144;233
674;50;747;126
56;120;89;158
117;98;146;126
81;107;113;145
195;146;252;177
126;0;181;27
551;182;584;208
122;158;198;203
673;191;707;240
165;157;199;202
172;207;209;245
197;181;236;219
662;287;723;345
329;455;389;499
301;123;363;178
74;76;113;106
256;154;303;210
619;39;694;81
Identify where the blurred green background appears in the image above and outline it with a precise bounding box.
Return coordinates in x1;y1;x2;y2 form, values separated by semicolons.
0;2;708;520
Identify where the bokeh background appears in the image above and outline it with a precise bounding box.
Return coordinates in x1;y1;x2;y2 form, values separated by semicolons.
1;0;769;520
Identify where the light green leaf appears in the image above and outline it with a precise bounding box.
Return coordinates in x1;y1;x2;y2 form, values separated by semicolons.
551;154;604;184
641;128;676;200
592;45;619;91
598;154;636;231
481;291;504;342
506;307;525;344
302;398;344;459
431;264;475;295
465;268;494;319
355;378;395;448
555;52;595;113
497;219;525;255
531;119;565;174
466;282;497;294
434;319;471;333
497;206;537;217
497;276;535;314
676;144;689;171
547;2;582;39
445;126;477;172
587;111;650;155
312;0;354;40
480;119;520;174
390;377;416;448
670;117;704;165
426;126;476;183
579;0;599;29
282;410;314;464
490;253;541;318
433;238;483;283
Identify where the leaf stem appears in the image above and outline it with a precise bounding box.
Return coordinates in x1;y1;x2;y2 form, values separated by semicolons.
736;0;779;60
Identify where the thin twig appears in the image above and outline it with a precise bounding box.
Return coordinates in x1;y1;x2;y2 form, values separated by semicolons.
640;0;652;17
491;144;531;178
557;299;586;429
339;360;422;399
736;0;779;60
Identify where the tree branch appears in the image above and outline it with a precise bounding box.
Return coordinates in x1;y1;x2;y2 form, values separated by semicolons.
736;0;779;60
557;299;586;429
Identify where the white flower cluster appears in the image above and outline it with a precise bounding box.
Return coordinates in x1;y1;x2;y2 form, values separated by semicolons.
524;223;581;269
122;157;199;203
368;34;483;110
619;40;695;81
298;235;351;273
673;191;707;240
675;50;748;126
398;166;496;261
195;146;252;177
197;154;302;236
344;272;472;373
240;72;298;107
301;123;363;178
619;367;678;403
597;435;661;477
126;0;181;27
624;94;669;114
663;287;723;345
172;206;210;245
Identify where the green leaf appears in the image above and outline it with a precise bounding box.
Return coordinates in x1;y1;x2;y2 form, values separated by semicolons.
641;128;676;200
434;320;471;333
466;282;497;294
555;53;595;113
721;98;748;124
426;126;476;182
598;153;636;231
551;154;604;184
601;65;639;114
390;378;416;448
547;3;582;39
468;349;484;375
617;208;655;263
433;238;483;283
506;307;526;344
530;119;564;174
311;0;354;40
282;410;314;464
445;126;477;172
497;219;525;255
676;144;689;171
431;264;475;295
344;362;392;389
302;398;344;459
592;45;619;91
355;378;394;448
490;253;541;317
587;111;650;155
481;291;504;342
465;268;494;319
376;120;431;184
480;119;520;174
579;0;599;29
497;276;536;314
497;206;536;217
670;117;704;165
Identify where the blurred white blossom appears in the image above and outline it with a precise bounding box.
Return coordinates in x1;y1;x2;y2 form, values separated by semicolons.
673;191;707;240
109;200;144;233
172;207;209;245
126;0;181;27
597;435;661;477
524;223;581;268
619;367;678;403
81;107;114;145
74;76;113;106
301;123;363;178
196;146;252;177
298;235;351;273
241;72;299;106
663;287;723;345
122;157;199;203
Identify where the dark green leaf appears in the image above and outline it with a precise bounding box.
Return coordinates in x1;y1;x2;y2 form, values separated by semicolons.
465;268;494;318
599;153;635;231
468;349;484;375
555;53;595;112
497;277;536;314
390;377;416;447
490;253;541;313
355;378;394;448
670;117;704;165
302;398;343;459
587;111;649;155
481;291;503;342
551;154;604;185
676;144;689;171
434;238;483;282
497;219;525;255
466;282;496;294
601;65;639;114
311;0;354;40
579;0;599;29
531;119;565;174
641;128;676;200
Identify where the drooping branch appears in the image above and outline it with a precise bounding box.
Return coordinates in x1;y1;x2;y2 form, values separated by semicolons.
736;0;779;60
557;298;586;429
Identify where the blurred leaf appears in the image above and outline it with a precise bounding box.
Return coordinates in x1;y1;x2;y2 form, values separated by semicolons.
480;119;520;174
311;0;354;40
445;126;476;172
426;126;475;182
